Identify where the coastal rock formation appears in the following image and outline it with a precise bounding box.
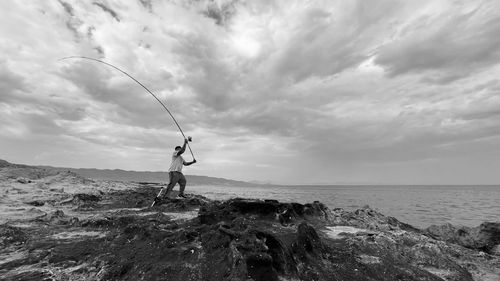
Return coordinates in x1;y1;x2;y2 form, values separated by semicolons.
425;222;500;256
1;160;499;281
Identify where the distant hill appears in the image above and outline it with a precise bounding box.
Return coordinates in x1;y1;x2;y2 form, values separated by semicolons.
0;159;27;168
32;165;257;186
1;159;260;186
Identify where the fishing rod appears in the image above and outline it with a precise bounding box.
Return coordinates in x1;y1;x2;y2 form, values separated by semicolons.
59;56;195;160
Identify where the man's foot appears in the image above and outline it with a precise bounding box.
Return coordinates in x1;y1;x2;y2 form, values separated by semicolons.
177;193;187;199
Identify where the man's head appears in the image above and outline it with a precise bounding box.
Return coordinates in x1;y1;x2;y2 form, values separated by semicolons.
175;146;182;151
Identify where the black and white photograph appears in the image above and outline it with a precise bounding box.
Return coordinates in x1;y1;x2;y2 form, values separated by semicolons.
1;1;499;280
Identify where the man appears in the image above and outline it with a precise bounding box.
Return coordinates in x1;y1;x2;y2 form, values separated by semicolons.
153;139;196;205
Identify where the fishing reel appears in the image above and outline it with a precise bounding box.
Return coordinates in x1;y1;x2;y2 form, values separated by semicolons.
187;136;192;142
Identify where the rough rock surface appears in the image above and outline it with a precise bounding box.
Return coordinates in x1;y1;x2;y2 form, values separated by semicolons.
1;161;499;280
425;223;500;255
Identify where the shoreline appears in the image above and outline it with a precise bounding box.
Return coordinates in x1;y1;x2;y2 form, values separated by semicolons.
1;161;500;280
186;184;500;229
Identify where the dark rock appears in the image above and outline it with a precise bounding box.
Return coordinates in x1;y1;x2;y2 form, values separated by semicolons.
202;228;232;250
26;200;45;206
59;193;101;210
230;198;279;215
0;225;28;246
16;177;31;184
198;198;330;225
255;231;297;275
491;244;500;256
425;223;476;247
303;202;329;218
477;222;500;253
35;209;78;225
199;201;237;224
60;193;101;206
73;193;100;202
278;207;299;225
245;252;279;281
425;222;500;255
295;222;323;257
123;223;153;238
332;206;420;232
148;193;208;212
2;270;53;281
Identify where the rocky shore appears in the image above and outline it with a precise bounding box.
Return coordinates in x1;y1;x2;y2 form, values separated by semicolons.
1;160;499;281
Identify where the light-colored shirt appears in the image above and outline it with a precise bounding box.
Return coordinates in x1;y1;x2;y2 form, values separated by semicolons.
168;151;185;172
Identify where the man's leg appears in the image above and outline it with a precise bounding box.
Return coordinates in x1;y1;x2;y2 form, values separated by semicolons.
164;172;181;198
156;173;171;199
152;173;172;206
157;172;172;198
178;173;187;197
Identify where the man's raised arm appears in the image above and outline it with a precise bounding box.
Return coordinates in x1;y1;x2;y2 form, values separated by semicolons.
176;139;188;156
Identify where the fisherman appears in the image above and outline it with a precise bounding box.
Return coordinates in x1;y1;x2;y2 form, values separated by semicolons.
153;138;196;205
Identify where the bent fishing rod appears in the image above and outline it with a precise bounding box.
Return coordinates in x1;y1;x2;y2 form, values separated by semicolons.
59;56;195;160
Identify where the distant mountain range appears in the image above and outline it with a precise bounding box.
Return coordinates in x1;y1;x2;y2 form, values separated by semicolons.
1;159;258;186
42;166;258;187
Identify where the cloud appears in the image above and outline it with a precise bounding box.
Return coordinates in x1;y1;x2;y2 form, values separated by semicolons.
261;0;405;83
57;61;176;129
2;0;500;183
57;0;83;40
57;0;74;16
271;7;367;82
138;0;153;13
202;0;238;26
93;2;121;22
0;62;26;96
375;1;500;83
169;30;239;111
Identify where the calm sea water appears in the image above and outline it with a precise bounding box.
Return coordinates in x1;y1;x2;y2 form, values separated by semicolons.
187;185;500;228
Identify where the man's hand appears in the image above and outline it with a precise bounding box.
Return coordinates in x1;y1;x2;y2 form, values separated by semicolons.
193;159;197;164
184;138;189;143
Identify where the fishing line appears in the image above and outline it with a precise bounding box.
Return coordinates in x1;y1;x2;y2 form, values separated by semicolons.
59;56;195;160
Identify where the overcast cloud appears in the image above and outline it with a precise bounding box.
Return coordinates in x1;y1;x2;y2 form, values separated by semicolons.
1;0;500;184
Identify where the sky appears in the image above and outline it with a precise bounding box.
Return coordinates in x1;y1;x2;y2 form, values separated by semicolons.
1;0;500;185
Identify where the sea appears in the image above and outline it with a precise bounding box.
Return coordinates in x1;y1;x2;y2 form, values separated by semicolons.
188;184;500;228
